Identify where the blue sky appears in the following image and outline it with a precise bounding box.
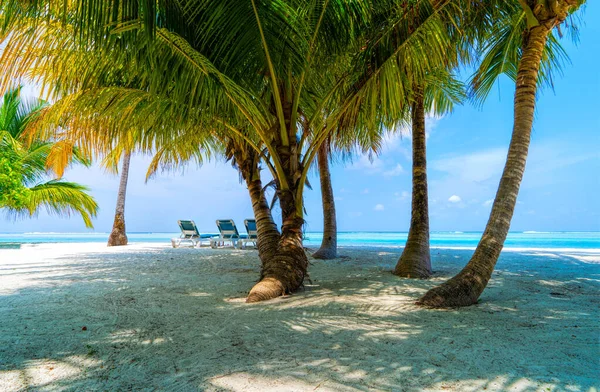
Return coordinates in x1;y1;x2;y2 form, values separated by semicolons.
2;4;599;234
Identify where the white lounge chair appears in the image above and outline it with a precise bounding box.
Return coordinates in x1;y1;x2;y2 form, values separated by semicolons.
237;219;258;249
210;219;246;248
171;220;213;248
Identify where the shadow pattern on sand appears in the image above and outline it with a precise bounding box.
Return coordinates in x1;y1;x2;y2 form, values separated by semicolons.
0;246;598;391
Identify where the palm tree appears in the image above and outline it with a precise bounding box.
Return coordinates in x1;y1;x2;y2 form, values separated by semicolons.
418;0;585;307
313;141;338;260
107;151;132;246
394;85;432;278
393;73;465;278
225;137;281;262
0;0;461;302
0;88;98;227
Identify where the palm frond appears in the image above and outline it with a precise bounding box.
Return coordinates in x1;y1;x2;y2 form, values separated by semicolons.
8;180;98;228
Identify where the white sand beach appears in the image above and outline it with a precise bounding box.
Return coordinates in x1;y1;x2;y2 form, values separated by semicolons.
0;243;598;391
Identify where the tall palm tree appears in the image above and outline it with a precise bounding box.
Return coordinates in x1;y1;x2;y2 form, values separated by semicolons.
418;0;584;307
225;137;281;262
393;73;465;278
0;0;461;302
313;141;338;259
0;88;98;227
394;85;432;278
107;151;132;246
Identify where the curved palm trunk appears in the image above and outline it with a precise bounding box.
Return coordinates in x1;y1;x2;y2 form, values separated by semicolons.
313;142;337;259
394;88;431;278
247;188;308;303
107;152;131;247
231;139;304;301
245;174;280;262
246;136;309;303
232;140;280;261
418;25;550;307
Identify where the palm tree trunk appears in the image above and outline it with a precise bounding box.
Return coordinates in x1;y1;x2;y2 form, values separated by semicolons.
394;87;432;278
246;129;309;303
246;187;308;303
107;152;131;247
232;139;280;261
245;174;280;262
418;25;550;307
313;142;337;259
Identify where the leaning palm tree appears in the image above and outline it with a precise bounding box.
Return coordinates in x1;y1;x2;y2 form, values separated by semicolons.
312;140;338;259
106;151;132;246
0;88;98;227
394;85;432;278
393;73;465;278
0;0;461;302
418;0;585;307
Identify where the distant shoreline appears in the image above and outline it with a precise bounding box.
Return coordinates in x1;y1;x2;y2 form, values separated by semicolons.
1;231;598;252
2;242;599;255
2;230;599;234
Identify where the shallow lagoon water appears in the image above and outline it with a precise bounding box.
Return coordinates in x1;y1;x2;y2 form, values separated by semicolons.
1;231;598;250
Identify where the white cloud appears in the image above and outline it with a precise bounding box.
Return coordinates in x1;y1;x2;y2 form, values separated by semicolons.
349;155;384;173
374;204;385;211
395;191;410;201
349;154;405;178
334;197;343;202
431;148;507;183
361;188;370;194
380;128;410;154
482;199;493;207
448;195;462;203
383;164;404;177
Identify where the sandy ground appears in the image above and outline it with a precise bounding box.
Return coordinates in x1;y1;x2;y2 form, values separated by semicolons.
0;243;598;392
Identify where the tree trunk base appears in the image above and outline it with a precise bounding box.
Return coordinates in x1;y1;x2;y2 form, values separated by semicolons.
246;244;308;303
312;246;337;259
107;214;128;247
416;269;483;308
246;277;286;303
393;251;431;279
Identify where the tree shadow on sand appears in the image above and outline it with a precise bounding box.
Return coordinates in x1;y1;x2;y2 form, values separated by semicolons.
0;247;598;391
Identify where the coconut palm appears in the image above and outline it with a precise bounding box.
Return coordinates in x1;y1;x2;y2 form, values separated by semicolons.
393;73;465;278
0;88;98;227
107;151;132;246
312;140;338;259
418;0;585;307
395;85;432;278
0;0;462;302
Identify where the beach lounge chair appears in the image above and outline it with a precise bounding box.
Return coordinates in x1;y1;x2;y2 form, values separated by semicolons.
171;220;213;248
210;219;245;248
237;219;258;249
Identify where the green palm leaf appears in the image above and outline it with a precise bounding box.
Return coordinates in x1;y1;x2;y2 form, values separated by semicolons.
21;180;98;228
0;88;99;228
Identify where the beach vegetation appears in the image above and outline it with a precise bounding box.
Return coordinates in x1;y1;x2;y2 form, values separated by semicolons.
0;0;458;303
0;0;587;307
107;152;132;246
0;88;98;228
418;0;585;307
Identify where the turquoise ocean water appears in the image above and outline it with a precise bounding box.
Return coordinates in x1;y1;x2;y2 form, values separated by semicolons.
1;231;598;250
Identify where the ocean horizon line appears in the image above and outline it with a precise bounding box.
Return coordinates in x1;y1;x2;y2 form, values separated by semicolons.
1;230;599;235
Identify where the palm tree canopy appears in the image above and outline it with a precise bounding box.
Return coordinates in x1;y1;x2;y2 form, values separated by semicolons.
468;0;585;104
0;1;461;181
0;88;99;228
